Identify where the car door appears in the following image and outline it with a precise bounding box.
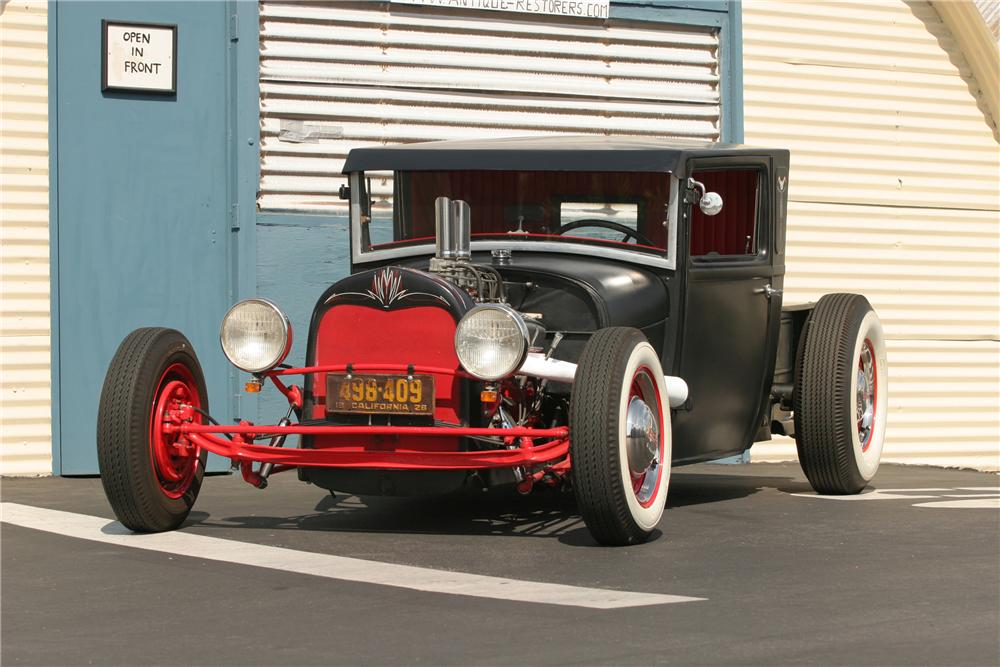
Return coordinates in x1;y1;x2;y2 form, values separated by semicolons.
670;158;780;463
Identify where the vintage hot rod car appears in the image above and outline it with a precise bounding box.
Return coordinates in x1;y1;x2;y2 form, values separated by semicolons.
97;137;888;546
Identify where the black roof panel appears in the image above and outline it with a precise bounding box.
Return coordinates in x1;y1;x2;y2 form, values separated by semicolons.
342;135;787;175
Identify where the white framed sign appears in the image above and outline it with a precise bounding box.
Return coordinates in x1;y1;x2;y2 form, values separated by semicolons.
102;20;177;94
393;0;609;20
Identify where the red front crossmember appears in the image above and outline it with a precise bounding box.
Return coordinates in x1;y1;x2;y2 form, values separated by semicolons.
162;364;571;491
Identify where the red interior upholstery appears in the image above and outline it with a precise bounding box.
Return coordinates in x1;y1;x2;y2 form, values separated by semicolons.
689;169;759;256
399;171;670;250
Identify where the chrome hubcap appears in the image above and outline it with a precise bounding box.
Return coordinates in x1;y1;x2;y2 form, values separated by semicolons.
626;394;660;504
856;339;876;451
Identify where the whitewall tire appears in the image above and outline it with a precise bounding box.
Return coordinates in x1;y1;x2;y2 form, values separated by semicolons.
794;294;888;494
570;327;671;546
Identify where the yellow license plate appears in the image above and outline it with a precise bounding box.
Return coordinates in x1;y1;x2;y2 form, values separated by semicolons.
326;373;435;416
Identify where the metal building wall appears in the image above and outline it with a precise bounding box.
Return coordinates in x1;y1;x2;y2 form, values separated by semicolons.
935;0;999;138
975;0;999;39
743;0;1000;469
0;1;50;475
258;1;723;215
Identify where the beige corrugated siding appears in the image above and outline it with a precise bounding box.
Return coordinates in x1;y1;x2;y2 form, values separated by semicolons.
743;0;1000;470
259;1;721;214
0;1;51;475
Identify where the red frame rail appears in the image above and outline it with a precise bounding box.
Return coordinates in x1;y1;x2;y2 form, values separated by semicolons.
184;430;569;470
164;363;571;473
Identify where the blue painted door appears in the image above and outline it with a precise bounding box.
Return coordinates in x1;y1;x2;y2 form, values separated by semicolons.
52;2;234;473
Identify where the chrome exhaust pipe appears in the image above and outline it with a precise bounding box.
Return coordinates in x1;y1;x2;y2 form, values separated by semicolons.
452;199;471;261
434;196;472;261
435;196;456;259
517;353;689;408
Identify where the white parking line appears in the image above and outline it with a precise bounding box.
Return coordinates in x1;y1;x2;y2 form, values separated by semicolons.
0;503;703;610
791;487;1000;508
913;498;1000;509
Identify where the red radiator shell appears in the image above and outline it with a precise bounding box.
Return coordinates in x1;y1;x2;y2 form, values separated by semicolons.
309;304;463;452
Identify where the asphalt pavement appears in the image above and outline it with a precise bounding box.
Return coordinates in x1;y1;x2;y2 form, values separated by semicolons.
2;462;998;666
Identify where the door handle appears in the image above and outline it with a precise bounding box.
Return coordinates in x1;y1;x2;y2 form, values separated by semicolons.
754;284;782;299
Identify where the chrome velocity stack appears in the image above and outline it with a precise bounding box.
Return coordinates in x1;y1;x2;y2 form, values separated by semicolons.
434;196;472;261
434;196;456;259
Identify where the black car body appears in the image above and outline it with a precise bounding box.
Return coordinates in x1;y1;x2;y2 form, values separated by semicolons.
339;137;790;462
97;136;888;545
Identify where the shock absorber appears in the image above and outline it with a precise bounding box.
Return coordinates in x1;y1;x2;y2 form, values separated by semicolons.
257;406;294;482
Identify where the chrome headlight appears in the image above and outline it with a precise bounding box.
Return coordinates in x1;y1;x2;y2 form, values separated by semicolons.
220;299;292;374
454;304;529;381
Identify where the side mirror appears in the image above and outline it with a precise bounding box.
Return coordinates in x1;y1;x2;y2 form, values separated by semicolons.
699;191;724;216
686;177;724;216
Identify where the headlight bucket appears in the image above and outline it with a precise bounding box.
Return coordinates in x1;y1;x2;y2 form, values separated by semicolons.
454;304;529;381
219;298;293;374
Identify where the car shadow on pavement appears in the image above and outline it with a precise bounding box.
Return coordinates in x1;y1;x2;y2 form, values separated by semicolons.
667;472;812;508
183;470;810;545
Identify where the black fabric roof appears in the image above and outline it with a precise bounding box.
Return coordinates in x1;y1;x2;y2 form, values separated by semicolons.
342;136;785;175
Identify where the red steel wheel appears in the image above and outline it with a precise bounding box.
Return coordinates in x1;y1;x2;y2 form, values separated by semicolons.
627;366;666;509
149;363;203;498
856;338;878;453
97;328;209;532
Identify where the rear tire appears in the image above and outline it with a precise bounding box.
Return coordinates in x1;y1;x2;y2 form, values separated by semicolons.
97;328;208;532
794;294;887;494
570;328;671;546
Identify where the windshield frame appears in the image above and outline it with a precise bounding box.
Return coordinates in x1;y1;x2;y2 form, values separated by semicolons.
348;171;680;271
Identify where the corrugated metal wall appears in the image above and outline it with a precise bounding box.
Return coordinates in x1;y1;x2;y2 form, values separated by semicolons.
934;0;999;139
0;1;51;475
743;0;1000;470
258;1;722;215
975;0;999;39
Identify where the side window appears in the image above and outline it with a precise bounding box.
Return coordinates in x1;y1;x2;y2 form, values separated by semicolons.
358;175;394;250
689;168;760;258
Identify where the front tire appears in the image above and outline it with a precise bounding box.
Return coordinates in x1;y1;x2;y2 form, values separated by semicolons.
97;328;208;532
570;328;671;546
794;294;888;494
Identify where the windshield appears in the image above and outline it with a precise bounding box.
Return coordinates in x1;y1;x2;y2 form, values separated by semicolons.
356;170;672;257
